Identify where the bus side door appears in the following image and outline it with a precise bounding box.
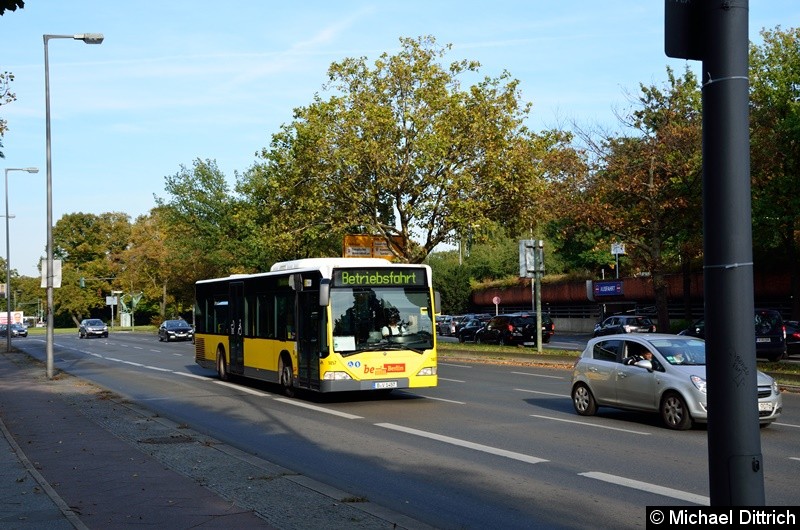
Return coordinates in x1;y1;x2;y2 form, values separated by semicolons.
297;290;320;390
229;281;244;374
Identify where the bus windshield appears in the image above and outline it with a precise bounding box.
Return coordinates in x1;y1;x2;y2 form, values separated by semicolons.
330;286;434;354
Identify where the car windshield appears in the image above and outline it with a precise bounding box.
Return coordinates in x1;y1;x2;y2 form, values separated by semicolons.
166;320;187;328
86;319;104;326
650;338;706;365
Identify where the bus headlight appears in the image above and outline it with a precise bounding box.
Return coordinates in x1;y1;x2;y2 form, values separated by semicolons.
323;372;353;381
417;366;437;376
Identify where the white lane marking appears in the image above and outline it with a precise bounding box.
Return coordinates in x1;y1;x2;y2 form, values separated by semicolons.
438;363;473;368
144;365;172;372
790;457;800;462
176;372;212;380
580;471;709;505
120;361;144;367
438;377;465;383
530;415;652;435
423;396;466;404
214;380;270;396
511;371;564;379
274;398;364;419
515;388;568;398
773;422;800;429
376;423;548;464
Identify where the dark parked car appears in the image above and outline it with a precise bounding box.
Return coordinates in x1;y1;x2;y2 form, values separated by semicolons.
79;318;108;339
475;313;553;346
678;309;787;362
453;313;491;335
10;323;28;337
592;315;656;337
785;320;800;357
456;318;486;343
158;319;194;342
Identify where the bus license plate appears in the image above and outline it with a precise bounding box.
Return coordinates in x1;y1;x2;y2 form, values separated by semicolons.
758;402;773;412
373;381;397;389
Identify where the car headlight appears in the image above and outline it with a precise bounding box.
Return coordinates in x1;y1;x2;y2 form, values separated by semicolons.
690;375;707;394
772;380;779;395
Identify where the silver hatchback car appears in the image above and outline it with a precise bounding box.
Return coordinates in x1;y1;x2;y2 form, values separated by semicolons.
571;334;783;430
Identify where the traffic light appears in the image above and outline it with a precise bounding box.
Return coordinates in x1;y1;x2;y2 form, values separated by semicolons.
79;277;85;288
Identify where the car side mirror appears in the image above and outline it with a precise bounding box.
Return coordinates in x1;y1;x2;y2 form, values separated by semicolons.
634;359;654;371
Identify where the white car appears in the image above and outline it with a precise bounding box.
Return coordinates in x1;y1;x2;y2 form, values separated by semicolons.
571;334;783;430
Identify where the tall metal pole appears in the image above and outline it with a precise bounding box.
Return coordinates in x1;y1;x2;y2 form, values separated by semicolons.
43;33;103;379
701;1;763;505
4;167;39;353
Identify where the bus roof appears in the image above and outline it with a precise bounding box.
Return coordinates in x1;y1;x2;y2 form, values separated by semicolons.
196;257;432;285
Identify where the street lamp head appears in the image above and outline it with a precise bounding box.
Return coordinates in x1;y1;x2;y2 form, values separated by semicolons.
22;167;39;174
75;33;104;44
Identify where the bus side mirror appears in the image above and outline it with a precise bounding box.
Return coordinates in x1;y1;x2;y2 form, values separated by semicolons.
434;291;441;314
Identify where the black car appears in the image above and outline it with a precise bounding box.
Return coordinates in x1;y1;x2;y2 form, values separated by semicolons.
453;313;491;335
158;319;194;342
592;315;655;337
474;313;553;346
10;323;28;337
79;318;108;339
678;309;787;362
785;320;800;357
456;318;486;343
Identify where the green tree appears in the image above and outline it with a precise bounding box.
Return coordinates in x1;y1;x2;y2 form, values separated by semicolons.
750;26;800;318
553;67;703;331
243;36;570;263
156;158;247;280
52;212;132;324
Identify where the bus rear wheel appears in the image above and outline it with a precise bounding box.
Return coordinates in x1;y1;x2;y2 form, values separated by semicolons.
279;357;294;397
217;349;229;381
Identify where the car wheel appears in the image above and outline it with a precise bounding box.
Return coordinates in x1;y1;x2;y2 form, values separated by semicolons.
572;383;597;416
458;335;465;343
660;392;693;430
79;331;84;339
158;334;163;342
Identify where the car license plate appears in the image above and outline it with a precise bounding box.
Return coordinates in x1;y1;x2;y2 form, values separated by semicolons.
758;402;773;412
373;381;397;389
523;342;536;346
756;337;771;343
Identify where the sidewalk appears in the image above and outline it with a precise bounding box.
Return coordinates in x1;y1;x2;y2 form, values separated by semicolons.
0;350;421;530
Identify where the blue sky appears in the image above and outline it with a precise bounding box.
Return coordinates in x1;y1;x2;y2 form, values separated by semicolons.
1;1;797;277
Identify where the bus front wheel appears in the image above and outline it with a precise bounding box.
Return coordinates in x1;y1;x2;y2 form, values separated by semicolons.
279;357;294;397
217;349;229;381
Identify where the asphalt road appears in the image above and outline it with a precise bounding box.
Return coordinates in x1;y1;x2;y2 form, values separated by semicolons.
11;332;800;528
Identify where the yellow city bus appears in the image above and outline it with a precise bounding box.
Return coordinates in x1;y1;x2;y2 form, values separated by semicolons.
194;257;438;395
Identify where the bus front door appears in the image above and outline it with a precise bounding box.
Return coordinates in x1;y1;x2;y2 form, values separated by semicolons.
228;281;244;375
297;291;320;390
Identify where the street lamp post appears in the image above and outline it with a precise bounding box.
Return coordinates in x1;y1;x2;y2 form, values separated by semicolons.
4;167;39;353
44;33;104;378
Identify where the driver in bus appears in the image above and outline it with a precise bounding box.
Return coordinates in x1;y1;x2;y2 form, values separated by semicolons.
382;313;406;338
